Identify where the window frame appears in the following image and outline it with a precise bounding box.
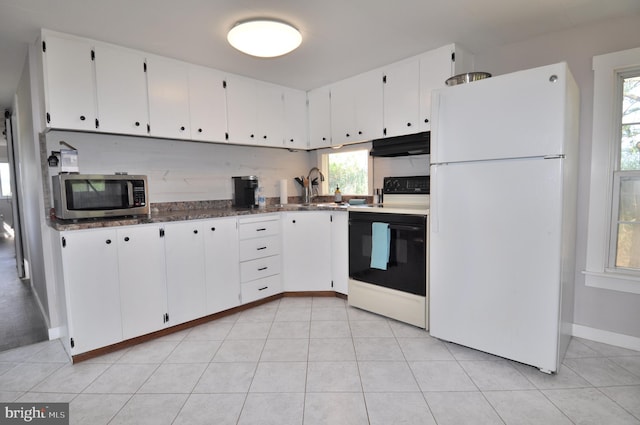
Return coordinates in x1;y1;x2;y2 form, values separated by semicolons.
318;144;373;196
585;47;640;294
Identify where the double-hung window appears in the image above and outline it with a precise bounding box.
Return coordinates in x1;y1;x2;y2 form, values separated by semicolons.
586;47;640;293
612;74;640;270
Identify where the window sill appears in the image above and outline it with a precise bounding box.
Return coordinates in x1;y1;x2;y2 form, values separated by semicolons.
583;270;640;294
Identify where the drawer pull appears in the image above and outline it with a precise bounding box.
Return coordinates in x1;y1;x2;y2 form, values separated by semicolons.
258;267;268;271
257;246;267;250
258;286;269;291
256;228;267;232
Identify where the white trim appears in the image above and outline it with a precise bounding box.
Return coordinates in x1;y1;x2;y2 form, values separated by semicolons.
572;323;640;351
583;270;640;294
48;326;63;340
584;46;640;287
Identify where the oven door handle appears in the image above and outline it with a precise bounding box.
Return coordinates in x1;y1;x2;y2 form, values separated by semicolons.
388;224;424;232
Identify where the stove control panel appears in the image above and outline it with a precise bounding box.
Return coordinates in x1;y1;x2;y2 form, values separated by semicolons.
383;176;430;194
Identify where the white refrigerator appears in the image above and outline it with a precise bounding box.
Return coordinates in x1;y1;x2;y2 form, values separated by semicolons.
429;62;580;373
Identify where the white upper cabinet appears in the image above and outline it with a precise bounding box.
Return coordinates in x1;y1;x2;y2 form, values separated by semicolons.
94;43;148;135
383;58;421;138
308;86;332;149
42;31;97;131
330;69;383;145
283;87;308;150
188;65;228;143
146;54;191;139
226;75;284;147
419;44;473;131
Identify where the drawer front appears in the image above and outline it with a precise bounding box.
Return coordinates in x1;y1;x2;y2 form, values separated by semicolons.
239;235;281;261
240;255;281;282
239;220;280;239
241;274;282;304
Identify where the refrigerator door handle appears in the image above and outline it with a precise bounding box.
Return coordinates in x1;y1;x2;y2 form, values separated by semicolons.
431;91;441;162
431;165;440;234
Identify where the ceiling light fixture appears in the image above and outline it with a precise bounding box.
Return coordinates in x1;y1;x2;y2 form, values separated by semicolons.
227;19;302;58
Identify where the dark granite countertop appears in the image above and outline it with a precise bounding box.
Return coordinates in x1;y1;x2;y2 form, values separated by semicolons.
48;202;351;231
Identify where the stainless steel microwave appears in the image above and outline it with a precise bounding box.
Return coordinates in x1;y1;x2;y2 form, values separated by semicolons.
52;174;149;220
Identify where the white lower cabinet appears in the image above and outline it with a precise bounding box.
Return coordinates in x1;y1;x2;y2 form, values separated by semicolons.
117;224;168;340
238;215;282;303
282;211;332;292
164;221;207;326
59;228;122;354
203;217;241;314
330;211;349;295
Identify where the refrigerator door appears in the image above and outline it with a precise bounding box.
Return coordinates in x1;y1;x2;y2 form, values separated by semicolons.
430;157;563;372
431;63;570;164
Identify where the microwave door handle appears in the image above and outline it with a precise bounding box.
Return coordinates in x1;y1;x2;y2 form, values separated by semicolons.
127;181;134;206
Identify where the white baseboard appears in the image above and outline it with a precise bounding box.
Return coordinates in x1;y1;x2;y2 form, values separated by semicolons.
48;327;63;340
572;324;640;351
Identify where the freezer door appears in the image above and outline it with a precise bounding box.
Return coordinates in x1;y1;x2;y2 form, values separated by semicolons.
431;63;572;164
430;157;563;372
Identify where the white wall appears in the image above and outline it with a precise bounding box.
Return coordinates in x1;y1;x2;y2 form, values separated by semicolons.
474;13;640;340
44;131;312;205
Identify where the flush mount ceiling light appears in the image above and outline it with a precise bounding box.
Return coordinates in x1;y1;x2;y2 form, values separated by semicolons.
227;19;302;58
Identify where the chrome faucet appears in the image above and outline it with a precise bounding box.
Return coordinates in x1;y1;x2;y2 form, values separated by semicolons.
305;167;325;204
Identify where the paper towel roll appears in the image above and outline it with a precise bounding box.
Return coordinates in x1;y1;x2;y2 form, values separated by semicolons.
279;179;288;205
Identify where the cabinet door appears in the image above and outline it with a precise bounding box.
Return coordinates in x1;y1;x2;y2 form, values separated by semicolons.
257;82;284;147
282;212;332;291
42;33;96;131
419;45;455;132
330;71;383;145
226;75;257;144
189;65;228;142
118;225;168;339
354;70;384;142
330;78;356;145
203;218;240;314
308;87;332;149
283;87;308;150
60;229;122;354
164;221;207;325
94;43;148;135
330;212;349;295
147;55;191;139
383;59;420;138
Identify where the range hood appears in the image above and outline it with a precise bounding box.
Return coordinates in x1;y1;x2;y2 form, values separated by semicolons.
369;131;430;157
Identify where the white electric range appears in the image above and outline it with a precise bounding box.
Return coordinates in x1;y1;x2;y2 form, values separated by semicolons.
347;176;430;328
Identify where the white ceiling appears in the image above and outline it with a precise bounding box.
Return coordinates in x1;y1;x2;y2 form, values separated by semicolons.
1;0;639;111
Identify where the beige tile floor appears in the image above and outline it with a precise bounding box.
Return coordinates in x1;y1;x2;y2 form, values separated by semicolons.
1;296;639;425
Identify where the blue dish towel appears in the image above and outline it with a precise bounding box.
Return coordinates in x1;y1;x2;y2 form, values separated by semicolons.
370;222;390;270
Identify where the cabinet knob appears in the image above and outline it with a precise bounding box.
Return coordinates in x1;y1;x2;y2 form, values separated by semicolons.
80;115;86;121
198;128;203;133
358;131;363;135
180;126;185;131
292;220;296;224
346;133;350;137
106;239;112;244
135;121;140;127
193;229;198;234
250;134;255;138
124;236;130;242
407;122;412;127
290;139;294;142
211;227;216;231
424;118;429;123
263;135;267;139
322;137;326;141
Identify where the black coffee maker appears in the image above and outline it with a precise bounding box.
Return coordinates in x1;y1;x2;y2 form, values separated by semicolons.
232;176;259;208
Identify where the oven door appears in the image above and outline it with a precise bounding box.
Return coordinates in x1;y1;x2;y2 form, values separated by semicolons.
348;211;426;296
